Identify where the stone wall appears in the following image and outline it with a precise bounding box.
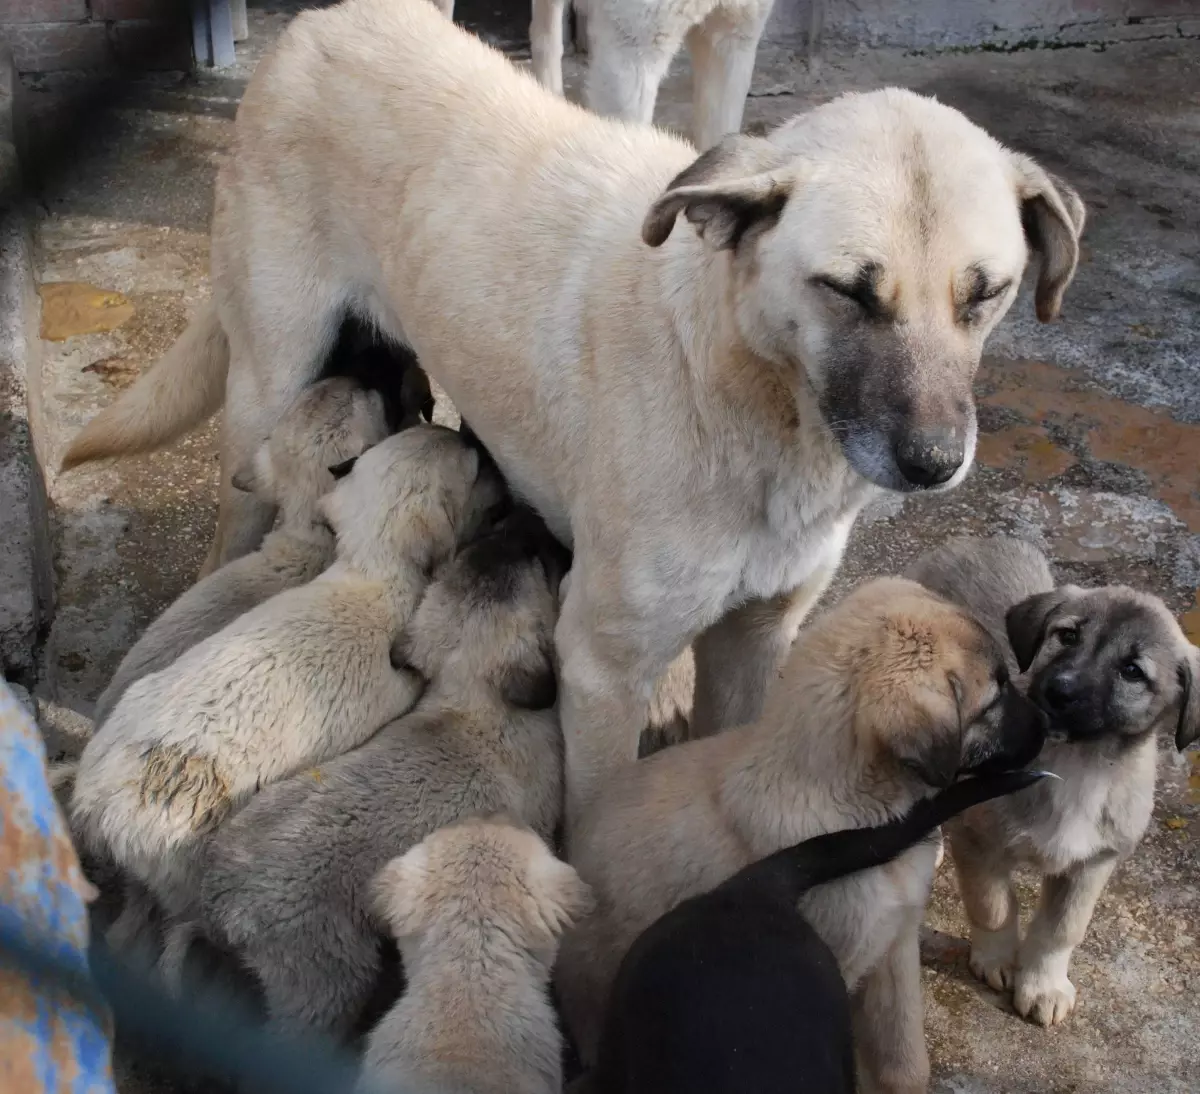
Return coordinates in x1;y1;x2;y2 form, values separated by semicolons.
768;0;1200;48
0;0;190;73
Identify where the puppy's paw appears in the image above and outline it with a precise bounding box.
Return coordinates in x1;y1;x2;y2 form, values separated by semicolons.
967;926;1017;993
1014;969;1076;1027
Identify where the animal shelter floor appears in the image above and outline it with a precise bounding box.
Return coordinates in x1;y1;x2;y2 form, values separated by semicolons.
19;5;1200;1091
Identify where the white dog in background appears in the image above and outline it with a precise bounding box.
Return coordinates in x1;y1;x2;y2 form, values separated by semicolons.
433;0;776;151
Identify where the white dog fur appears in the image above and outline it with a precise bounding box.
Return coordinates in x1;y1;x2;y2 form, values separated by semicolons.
91;378;389;726
70;425;495;928
58;0;1084;864
359;819;593;1094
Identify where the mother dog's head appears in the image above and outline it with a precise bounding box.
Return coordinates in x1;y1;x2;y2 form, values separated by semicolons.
642;88;1085;493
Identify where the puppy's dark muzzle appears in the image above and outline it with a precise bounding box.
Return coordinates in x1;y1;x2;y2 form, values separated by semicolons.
1031;666;1105;742
964;687;1049;775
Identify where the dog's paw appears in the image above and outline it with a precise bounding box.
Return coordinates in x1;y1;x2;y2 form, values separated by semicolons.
1014;969;1076;1027
967;926;1017;993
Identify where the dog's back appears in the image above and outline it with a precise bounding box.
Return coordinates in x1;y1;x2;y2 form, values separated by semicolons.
593;771;1047;1094
904;536;1054;670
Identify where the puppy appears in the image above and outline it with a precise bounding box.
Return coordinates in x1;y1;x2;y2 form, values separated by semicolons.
92;377;392;726
71;426;497;929
556;577;1047;1092
592;768;1052;1094
358;818;593;1094
907;535;1200;1027
200;506;568;1034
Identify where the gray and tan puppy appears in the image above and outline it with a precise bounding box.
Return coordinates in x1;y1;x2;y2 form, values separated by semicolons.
556;577;1047;1092
71;426;497;931
92;378;391;726
907;535;1200;1027
358;818;593;1094
200;506;568;1034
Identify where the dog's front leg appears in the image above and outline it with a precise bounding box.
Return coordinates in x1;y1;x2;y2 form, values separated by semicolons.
691;562;836;737
1014;856;1117;1027
853;921;930;1094
556;571;659;838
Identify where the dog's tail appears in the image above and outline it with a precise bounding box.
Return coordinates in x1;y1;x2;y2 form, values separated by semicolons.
736;769;1052;902
61;301;229;471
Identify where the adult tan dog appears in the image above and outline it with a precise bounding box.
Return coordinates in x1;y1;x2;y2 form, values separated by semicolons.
556;577;1049;1093
60;0;1084;824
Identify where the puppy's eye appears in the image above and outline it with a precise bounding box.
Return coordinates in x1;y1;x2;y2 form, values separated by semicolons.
1056;626;1080;647
1119;660;1146;684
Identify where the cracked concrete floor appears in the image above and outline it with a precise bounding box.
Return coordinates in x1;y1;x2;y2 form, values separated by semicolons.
23;5;1200;1092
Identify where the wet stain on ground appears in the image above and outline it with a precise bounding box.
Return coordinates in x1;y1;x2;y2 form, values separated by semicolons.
39;282;135;341
976;357;1200;533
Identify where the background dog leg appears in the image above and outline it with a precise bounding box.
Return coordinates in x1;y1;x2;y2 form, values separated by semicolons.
948;822;1021;992
530;0;567;94
685;2;773;150
853;924;930;1094
582;8;682;126
1014;858;1117;1027
691;569;833;737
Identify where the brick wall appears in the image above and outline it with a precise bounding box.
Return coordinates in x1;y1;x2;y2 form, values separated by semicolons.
0;0;191;73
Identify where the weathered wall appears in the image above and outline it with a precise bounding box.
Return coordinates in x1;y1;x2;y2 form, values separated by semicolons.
0;0;189;73
767;0;1200;48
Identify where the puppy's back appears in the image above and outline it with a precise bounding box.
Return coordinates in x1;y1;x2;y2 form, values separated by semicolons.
905;536;1053;665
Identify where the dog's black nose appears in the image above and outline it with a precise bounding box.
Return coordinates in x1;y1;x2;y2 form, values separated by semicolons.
1042;672;1083;711
893;429;964;488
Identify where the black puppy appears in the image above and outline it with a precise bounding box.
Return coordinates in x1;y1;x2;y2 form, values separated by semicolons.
318;315;435;432
590;769;1053;1094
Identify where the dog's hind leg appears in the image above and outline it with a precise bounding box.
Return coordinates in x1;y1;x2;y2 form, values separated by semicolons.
583;5;683;126
531;0;567;95
686;0;773;151
204;289;344;573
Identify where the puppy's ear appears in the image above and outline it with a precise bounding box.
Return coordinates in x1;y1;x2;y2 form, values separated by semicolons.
1006;588;1072;673
1010;154;1086;322
642;134;794;251
371;845;431;938
328;456;358;480
400;365;435;426
527;852;595;941
1176;648;1200;752
499;641;558;710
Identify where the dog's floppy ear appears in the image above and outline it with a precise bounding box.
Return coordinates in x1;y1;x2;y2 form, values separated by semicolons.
642;134;794;251
903;687;962;791
1176;648;1200;752
499;639;558;710
1006;588;1073;673
371;844;432;938
526;851;596;941
1010;154;1086;322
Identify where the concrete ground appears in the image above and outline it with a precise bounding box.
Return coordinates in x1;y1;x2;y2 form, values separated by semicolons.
20;4;1199;1091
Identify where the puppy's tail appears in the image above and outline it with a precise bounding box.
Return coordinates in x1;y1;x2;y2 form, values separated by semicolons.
61;301;229;471
738;770;1052;902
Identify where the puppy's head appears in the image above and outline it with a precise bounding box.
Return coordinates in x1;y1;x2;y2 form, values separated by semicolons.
318;425;485;575
396;505;570;709
318;321;437;431
786;577;1047;793
1006;585;1200;752
643;89;1085;495
229;378;388;516
370;818;594;956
